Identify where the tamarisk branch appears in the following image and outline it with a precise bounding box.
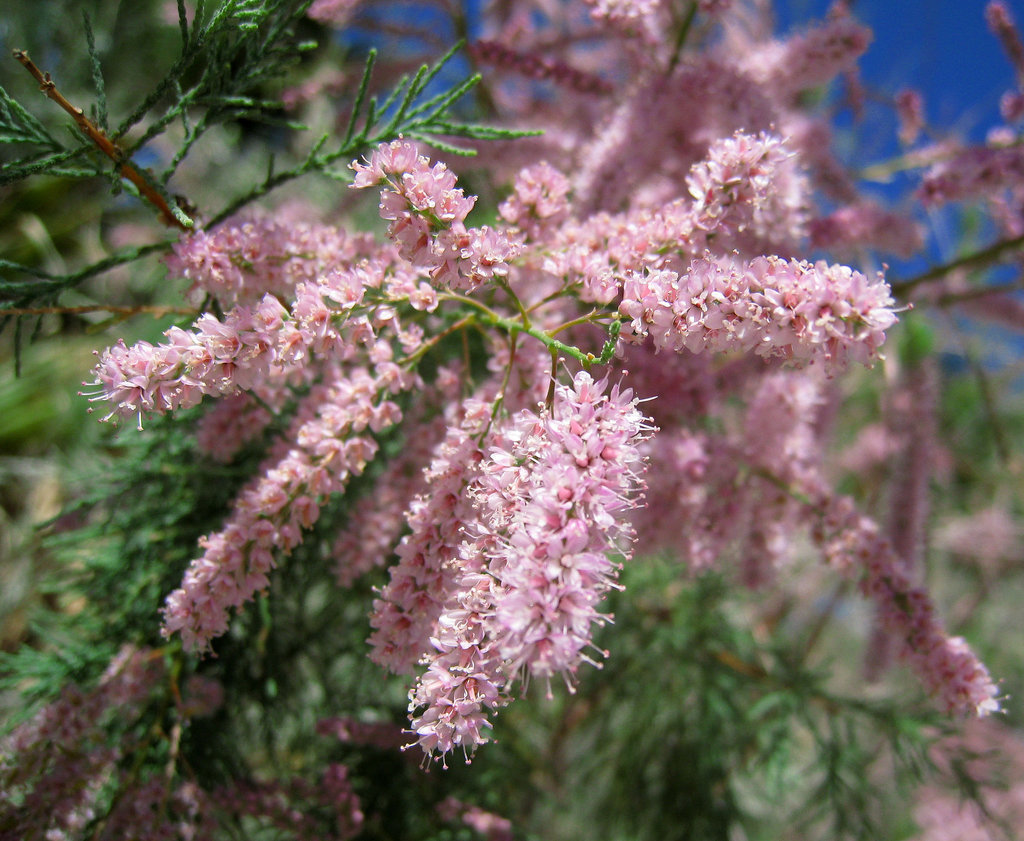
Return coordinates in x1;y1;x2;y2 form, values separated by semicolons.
12;48;191;230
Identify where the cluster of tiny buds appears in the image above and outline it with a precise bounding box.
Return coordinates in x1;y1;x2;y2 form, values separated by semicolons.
812;491;1001;718
437;797;514;841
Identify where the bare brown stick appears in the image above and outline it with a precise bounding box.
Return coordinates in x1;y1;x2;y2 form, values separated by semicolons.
12;48;191;231
935;280;1024;307
891;232;1024;296
3;304;196;317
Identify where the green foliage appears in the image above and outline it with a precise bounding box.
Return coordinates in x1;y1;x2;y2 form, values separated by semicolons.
0;410;239;707
0;87;63;159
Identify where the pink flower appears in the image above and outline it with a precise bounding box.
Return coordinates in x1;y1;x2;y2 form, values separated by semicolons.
352;141;520;292
619;253;896;373
813;490;1001;718
406;372;651;763
919;143;1024;206
809;200;924;258
739;12;872;97
686;131;808;253
499;162;573;240
308;0;360;28
895;89;925;144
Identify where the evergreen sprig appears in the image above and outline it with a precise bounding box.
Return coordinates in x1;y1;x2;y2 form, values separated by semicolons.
0;85;61;151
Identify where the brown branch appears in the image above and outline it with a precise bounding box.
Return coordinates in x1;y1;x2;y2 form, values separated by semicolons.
934;279;1024;307
891;232;1024;296
3;304;196;317
12;49;191;231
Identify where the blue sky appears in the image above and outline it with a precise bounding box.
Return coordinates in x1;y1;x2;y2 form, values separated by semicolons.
779;0;1022;141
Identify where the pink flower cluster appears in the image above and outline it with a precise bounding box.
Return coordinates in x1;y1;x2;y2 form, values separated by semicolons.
470;40;613;96
164;358;413;652
686;131;809;254
809;200;924;258
98;777;216;841
331;373;457;587
619;252;896;372
0;646;164;841
2;644;360;841
698;0;733;14
631;426;729;569
585;0;661;21
3;646;162;771
629;348;999;719
911;719;1024;841
368;397;493;675
193;392;273;462
307;0;361;28
864;363;938;677
481;374;649;677
86;271;356;424
85;296;290;426
438;797;514;841
368;342;554;678
631;368;824;582
813;492;1001;718
919;142;1024;207
498;161;573;241
164;214;376;307
549;131;814;304
351;139;521;291
212;765;364;841
405;372;650;762
896;89;925;145
179;674;225;718
937;507;1023;580
987;1;1024;86
86;254;430;431
733;372;825;587
740;11;872;98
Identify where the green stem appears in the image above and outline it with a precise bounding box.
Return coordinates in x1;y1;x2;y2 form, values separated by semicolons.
667;2;698;75
439;289;505;322
497;277;532;327
481;311;601;367
439;291;603;365
550;309;604;337
526;286;572;314
399;314;474;367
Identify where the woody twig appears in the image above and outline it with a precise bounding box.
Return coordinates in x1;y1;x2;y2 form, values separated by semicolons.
12;48;191;231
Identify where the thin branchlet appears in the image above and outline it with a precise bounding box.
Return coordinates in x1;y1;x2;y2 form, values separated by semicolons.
12;49;190;229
